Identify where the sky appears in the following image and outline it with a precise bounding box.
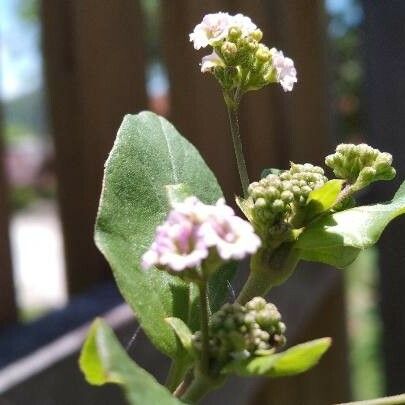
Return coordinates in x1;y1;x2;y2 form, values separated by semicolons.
0;0;41;101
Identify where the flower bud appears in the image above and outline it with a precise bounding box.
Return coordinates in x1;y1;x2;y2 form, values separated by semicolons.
325;143;396;189
256;44;271;63
228;26;242;41
247;163;327;238
192;297;286;364
221;41;238;64
251;29;263;42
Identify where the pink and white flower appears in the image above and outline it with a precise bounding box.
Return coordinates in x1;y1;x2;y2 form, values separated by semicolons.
142;197;261;272
270;48;298;92
230;13;257;36
189;12;232;50
189;12;258;51
200;51;224;73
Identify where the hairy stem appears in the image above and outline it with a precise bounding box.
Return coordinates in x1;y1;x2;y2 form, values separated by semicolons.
180;373;217;403
198;281;210;375
224;91;250;197
173;371;193;398
237;245;301;304
165;360;188;392
338;393;405;405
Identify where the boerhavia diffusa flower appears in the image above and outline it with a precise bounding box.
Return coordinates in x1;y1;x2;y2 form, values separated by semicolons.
190;12;297;93
269;48;298;92
201;51;224;73
142;196;261;272
189;12;232;50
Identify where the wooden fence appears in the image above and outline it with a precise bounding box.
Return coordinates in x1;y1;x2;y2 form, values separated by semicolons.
1;1;352;402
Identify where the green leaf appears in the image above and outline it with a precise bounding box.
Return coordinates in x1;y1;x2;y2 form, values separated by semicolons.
165;183;192;205
306;179;344;218
165;317;194;356
80;319;182;405
95;111;230;359
235;196;253;222
296;181;405;268
222;338;331;377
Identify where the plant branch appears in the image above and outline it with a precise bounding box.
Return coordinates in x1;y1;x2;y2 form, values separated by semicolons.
198;280;210;375
180;372;216;403
337;393;405;405
173;371;193;398
224;91;250;197
165;359;188;392
237;244;300;304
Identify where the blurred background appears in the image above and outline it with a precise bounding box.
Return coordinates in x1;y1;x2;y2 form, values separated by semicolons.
0;0;404;404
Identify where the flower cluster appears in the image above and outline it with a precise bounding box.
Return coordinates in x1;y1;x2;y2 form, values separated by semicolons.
142;197;260;274
189;12;297;93
245;163;327;240
325;143;396;190
193;297;286;364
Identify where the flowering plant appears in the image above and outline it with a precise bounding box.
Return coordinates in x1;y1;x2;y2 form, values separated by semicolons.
79;12;405;404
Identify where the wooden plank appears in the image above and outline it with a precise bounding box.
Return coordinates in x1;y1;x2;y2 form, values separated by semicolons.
252;277;351;404
0;103;17;327
276;0;332;164
361;1;405;395
41;0;147;294
162;0;241;200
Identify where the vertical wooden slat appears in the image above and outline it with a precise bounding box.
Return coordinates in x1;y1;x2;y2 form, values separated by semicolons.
162;0;241;201
41;0;147;294
0;105;17;326
252;278;351;404
277;0;332;164
361;1;405;395
230;0;288;179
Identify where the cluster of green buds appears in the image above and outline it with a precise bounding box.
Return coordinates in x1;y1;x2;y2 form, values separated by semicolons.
325;143;396;191
193;297;286;366
189;12;297;95
246;163;327;242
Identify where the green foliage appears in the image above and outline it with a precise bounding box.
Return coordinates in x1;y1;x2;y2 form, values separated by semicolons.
95;111;233;360
296;181;405;268
306;179;344;219
80;319;183;405
222;338;331;377
165;317;195;357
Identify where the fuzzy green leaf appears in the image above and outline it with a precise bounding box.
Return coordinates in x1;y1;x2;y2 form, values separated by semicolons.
222;338;331;377
165;184;192;205
165;317;194;356
296;181;405;268
306;179;344;218
79;319;182;405
95;111;233;360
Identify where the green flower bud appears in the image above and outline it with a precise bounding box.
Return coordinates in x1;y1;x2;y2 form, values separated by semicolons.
251;29;263;42
228;26;242;42
256;44;271;63
279;163;327;206
192;297;286;364
246;163;327;241
221;41;238;64
325;143;396;189
222;41;237;54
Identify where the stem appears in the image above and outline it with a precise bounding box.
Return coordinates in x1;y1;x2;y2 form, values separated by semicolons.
173;371;193;398
180;373;216;403
237;245;300;304
198;281;210;375
165;360;188;392
338;394;405;405
224;92;250;197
